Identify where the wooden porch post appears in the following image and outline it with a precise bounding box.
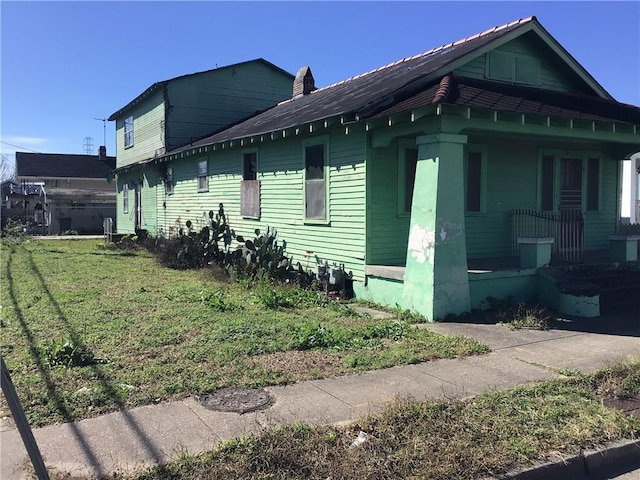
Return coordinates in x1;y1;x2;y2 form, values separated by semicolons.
401;133;470;320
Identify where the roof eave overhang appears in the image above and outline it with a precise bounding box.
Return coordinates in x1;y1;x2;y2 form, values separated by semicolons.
110;101;640;172
108;82;166;121
359;19;615;115
370;102;640;148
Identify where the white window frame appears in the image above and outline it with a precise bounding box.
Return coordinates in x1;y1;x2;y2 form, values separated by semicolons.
123;184;129;213
124;115;134;148
303;136;330;224
197;159;208;192
165;166;174;195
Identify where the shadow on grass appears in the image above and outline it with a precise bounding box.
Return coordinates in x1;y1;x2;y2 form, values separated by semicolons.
4;243;165;475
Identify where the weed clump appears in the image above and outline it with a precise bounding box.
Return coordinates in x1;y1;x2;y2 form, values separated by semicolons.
488;296;553;330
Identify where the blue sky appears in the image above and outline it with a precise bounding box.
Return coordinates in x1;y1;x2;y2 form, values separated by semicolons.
1;1;639;172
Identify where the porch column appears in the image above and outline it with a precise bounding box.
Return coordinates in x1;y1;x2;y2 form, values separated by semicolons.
402;133;470;320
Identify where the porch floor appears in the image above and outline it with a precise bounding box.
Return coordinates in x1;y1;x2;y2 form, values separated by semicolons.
365;250;640;280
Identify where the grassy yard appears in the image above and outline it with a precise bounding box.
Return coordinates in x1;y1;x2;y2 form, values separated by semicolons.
0;239;487;427
127;359;640;480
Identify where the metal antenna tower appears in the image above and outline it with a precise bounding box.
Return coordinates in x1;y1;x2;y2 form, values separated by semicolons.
83;137;94;154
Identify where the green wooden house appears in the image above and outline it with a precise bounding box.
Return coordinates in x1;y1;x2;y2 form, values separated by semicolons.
110;17;640;319
108;59;294;233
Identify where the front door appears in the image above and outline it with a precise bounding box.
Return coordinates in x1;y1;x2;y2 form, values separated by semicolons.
134;183;142;231
557;158;584;262
560;158;582;210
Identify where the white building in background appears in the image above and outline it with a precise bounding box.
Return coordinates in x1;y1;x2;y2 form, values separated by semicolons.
621;153;640;224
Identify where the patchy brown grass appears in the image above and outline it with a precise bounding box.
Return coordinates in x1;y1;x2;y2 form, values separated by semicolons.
251;350;348;380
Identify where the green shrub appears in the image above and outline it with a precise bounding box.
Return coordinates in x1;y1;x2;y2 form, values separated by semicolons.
39;340;98;368
1;218;27;239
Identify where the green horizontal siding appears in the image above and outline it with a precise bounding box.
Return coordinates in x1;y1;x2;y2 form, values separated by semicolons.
115;90;165;168
584;159;618;250
367;142;411;266
166;62;292;151
158;126;368;280
115;168;159;235
454;34;589;93
464;136;620;258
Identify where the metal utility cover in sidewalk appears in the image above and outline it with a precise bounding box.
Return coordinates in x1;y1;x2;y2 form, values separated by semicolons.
199;388;272;414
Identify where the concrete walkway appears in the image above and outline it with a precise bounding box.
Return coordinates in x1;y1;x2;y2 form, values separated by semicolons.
1;312;639;479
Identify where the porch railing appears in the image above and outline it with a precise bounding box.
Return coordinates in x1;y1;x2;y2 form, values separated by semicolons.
511;208;584;263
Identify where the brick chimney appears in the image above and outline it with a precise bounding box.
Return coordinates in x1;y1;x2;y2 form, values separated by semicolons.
98;145;107;160
293;66;316;98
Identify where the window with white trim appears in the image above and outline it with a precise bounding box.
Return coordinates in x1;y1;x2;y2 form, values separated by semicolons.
123;184;129;213
304;139;328;221
124;116;134;148
197;160;208;192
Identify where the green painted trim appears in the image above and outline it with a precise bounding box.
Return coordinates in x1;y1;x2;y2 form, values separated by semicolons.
468;269;537;309
365;131;373;264
353;276;405;311
528;23;612;100
537;148;605;212
586;156;603;212
484;50;541;86
303;135;331;225
442;114;640;144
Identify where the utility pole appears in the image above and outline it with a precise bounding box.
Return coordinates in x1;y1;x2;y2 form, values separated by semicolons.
94;118;106;147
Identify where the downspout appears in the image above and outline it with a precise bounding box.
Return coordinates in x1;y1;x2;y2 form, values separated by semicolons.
161;83;170;235
41;186;49;235
632;153;640;224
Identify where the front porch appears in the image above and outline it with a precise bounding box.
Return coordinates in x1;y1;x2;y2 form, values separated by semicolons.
357;241;640;319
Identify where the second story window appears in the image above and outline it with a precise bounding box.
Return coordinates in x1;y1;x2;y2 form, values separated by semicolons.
124;116;134;148
198;160;208;192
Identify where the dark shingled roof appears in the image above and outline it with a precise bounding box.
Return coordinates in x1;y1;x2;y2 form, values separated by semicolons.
184;18;536;150
158;15;638;161
108;58;294;121
16;152;116;179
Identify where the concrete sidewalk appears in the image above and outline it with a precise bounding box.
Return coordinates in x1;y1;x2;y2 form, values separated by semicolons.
2;313;639;479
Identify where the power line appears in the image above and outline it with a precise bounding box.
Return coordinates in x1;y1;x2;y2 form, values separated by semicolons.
0;140;42;154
